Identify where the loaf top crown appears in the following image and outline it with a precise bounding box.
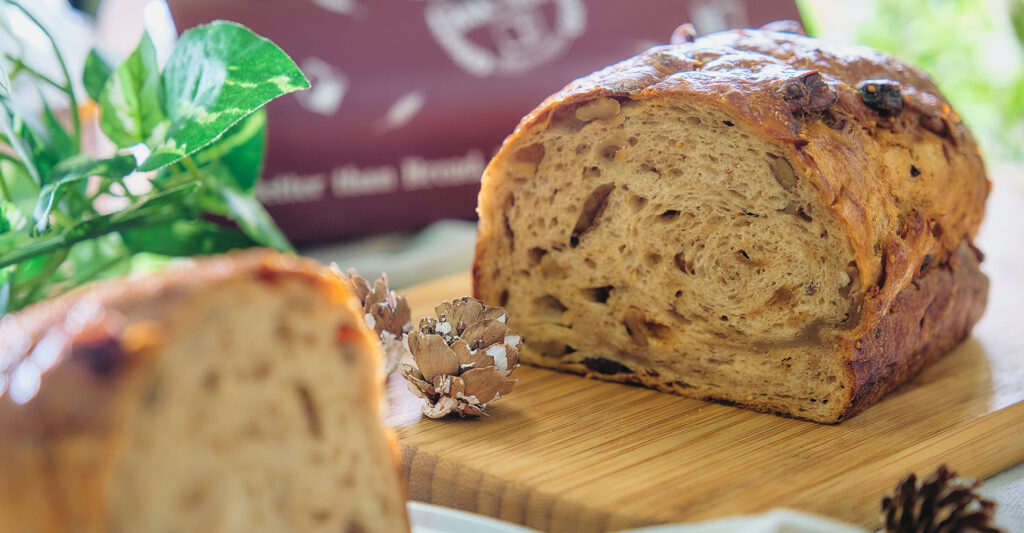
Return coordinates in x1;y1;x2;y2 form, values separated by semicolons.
488;21;988;341
523;21;970;149
0;250;361;418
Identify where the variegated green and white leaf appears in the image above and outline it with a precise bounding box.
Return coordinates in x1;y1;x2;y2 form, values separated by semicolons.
140;21;308;171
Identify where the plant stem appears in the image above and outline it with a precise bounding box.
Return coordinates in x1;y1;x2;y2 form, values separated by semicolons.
181;156;203;181
0;101;42;185
0;206;179;269
0;153;20;200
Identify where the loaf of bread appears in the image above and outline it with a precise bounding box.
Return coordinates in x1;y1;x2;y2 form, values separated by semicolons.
472;22;990;423
0;251;409;532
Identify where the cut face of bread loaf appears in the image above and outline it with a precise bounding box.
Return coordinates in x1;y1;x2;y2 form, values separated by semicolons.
473;24;990;423
0;251;409;533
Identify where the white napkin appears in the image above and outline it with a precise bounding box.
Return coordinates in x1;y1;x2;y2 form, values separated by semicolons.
619;510;867;533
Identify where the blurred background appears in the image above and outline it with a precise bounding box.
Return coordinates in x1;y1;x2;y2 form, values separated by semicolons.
4;0;1023;286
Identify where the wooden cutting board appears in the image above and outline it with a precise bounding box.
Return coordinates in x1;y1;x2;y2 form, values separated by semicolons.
383;168;1024;532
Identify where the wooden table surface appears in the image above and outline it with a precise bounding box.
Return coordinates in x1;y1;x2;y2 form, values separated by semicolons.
383;167;1024;532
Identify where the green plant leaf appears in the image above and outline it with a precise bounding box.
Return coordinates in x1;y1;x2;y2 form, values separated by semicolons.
50;234;131;291
0;87;42;185
190;108;266;192
202;164;291;251
83;49;113;102
0;157;40;220
0;181;200;270
9;248;68;308
140;20;308;171
0;202;25;235
121;219;255;256
1012;0;1024;48
37;91;75;164
99;32;165;148
218;186;292;252
32;154;137;234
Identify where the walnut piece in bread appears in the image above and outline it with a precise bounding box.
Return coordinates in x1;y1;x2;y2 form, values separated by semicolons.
0;250;409;532
473;22;989;423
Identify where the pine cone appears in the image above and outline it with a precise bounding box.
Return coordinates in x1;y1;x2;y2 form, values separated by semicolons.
400;297;521;418
335;267;412;376
882;464;1002;533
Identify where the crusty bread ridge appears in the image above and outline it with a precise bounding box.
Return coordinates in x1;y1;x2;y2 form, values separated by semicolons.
472;22;990;423
0;250;409;532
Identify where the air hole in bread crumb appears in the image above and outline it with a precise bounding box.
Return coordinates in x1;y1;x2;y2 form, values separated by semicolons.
512;143;545;178
629;194;648;211
723;120;735;127
575;144;590;154
643;320;671;340
674;253;694;274
295;384;322;439
628;136;639;146
179;484;206;509
623;307;668;346
503;213;515;250
582;357;633;374
582;166;601;180
499;290;509;307
646;253;662;266
533;295;568;322
582;285;613;303
528;247;547;265
599;144;621;161
202;372;220;392
720;315;729;321
570;183;615;247
668;306;691;324
252;361;272;379
687;116;701;126
910;165;921;177
531;340;575;358
143;376;162;408
658;209;680;221
584;257;596;269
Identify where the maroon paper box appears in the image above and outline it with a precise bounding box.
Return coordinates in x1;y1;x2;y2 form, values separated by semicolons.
168;0;800;244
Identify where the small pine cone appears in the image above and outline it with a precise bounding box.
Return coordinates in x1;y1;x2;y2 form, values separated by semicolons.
882;464;1003;533
400;297;521;418
334;267;412;376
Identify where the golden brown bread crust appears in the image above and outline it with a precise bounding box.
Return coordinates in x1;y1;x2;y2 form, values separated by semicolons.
472;22;990;422
840;241;988;419
0;250;409;531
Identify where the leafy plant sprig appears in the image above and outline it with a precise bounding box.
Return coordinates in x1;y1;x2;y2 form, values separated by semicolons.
0;1;309;314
